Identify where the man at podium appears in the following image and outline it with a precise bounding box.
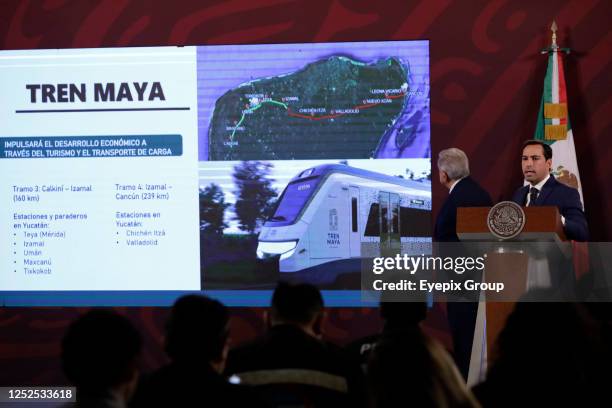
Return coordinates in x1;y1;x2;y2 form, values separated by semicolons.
512;140;589;241
434;148;493;380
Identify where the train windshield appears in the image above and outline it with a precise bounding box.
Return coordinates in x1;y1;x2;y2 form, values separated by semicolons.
267;176;321;225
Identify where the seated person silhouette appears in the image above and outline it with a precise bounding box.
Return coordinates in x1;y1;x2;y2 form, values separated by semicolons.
225;281;365;407
472;289;609;408
343;300;427;373
367;329;480;408
61;309;142;408
131;294;266;407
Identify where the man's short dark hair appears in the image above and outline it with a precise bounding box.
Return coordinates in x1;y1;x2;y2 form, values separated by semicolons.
164;294;229;362
271;281;324;325
61;309;141;393
522;139;552;160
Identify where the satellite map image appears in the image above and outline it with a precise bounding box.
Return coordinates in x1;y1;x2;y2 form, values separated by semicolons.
208;56;408;160
197;41;430;160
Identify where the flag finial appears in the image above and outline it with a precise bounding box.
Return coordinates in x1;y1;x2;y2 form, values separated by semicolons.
541;21;569;54
550;20;558;49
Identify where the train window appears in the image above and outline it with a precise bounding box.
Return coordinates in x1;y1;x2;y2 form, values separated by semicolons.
364;204;380;236
380;206;388;234
351;197;358;232
390;193;399;235
400;207;432;237
392;204;399;234
299;168;314;178
267;176;321;225
379;192;390;236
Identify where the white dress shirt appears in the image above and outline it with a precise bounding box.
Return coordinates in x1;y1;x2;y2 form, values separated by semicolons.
525;174;550;206
448;177;465;194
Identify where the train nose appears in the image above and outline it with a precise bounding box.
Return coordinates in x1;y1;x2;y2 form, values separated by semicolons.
256;240;298;259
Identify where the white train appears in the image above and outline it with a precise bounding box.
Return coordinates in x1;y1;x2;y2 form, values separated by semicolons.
256;164;432;284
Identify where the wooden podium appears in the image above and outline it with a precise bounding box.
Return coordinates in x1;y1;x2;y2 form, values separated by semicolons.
456;206;568;385
457;206;566;242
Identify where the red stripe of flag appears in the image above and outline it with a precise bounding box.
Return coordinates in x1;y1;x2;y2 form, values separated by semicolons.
557;52;568;126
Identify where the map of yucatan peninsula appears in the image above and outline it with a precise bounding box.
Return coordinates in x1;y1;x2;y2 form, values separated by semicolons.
208;56;409;160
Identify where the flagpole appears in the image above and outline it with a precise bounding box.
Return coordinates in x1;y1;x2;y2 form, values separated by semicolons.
541;20;571;55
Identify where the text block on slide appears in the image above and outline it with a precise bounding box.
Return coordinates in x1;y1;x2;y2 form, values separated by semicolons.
0;47;200;291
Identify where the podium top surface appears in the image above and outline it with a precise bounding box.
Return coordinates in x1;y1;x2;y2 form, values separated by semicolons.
457;206;566;241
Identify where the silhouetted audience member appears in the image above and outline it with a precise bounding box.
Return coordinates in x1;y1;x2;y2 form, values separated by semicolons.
61;309;142;408
225;281;365;407
344;301;427;371
472;289;609;407
368;329;480;408
131;294;266;407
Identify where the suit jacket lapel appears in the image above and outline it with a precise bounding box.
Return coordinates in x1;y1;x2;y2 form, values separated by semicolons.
536;176;556;205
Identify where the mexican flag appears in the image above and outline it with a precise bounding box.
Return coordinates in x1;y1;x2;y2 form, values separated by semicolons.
534;48;583;206
535;45;588;276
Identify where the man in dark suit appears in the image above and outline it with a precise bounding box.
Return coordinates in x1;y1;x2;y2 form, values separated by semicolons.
435;148;493;242
434;148;493;381
512;139;588;241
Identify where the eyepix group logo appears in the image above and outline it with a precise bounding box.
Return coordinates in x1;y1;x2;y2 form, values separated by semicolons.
487;201;525;240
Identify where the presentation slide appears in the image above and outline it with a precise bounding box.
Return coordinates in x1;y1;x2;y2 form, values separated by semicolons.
0;41;431;306
0;47;200;292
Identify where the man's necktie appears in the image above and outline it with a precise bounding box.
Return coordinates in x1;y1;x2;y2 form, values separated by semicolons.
528;187;539;206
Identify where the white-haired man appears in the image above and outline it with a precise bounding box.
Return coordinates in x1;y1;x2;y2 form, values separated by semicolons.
435;148;492;381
